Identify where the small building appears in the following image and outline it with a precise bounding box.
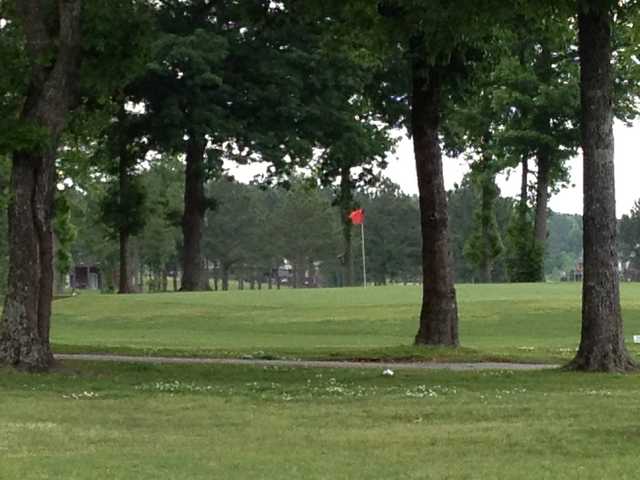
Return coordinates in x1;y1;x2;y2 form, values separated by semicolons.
70;264;102;290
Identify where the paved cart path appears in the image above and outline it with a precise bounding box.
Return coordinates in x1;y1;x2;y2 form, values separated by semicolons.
55;353;558;371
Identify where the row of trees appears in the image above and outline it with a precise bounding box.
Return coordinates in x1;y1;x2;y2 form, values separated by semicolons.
52;172;422;292
0;0;639;371
0;165;589;294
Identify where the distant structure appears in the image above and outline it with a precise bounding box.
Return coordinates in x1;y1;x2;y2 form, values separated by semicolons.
621;258;640;282
561;261;583;282
70;264;102;290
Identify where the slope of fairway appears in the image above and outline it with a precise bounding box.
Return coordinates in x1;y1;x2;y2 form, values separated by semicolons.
51;283;640;362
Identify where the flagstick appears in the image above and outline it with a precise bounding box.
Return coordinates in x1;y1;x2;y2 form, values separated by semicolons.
361;222;367;288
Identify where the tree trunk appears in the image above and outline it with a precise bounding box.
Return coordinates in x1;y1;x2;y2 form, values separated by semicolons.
222;264;229;291
118;229;131;294
570;3;635;372
533;150;550;280
339;166;354;287
181;134;207;291
410;47;459;347
477;163;499;284
117;138;132;295
52;234;65;296
0;156;56;370
161;267;168;292
0;0;82;371
520;157;529;209
293;258;305;289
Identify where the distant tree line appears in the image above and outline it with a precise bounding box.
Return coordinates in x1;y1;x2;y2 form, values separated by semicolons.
0;161;594;295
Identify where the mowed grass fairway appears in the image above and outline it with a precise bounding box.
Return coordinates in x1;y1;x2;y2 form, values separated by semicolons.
51;282;640;362
3;283;640;479
3;363;640;479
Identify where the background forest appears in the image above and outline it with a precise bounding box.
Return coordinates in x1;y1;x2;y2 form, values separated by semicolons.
3;153;629;293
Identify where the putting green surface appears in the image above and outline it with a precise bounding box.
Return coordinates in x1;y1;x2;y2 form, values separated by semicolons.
51;283;640;363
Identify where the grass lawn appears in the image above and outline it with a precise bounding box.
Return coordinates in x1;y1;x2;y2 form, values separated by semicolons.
4;284;640;478
2;361;640;479
51;282;640;364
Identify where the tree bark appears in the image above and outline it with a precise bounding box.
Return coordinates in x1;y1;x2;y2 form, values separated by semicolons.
118;229;131;294
533;150;550;281
0;0;82;371
520;156;529;209
339;166;354;287
181;133;207;291
534;156;550;246
570;2;635;372
410;47;459;347
221;264;230;291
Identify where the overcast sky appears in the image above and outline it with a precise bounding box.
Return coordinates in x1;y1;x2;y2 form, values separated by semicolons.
229;120;638;218
386;120;639;217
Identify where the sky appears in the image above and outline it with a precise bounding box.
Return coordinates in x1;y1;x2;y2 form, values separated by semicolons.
228;120;639;218
385;120;639;217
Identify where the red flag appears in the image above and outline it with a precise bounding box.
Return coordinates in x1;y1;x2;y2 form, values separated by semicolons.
349;208;365;225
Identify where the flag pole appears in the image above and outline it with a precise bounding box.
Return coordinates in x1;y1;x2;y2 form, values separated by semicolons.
361;222;367;288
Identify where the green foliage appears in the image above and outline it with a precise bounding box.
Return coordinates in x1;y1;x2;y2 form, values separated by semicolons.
138;156;184;280
79;0;156;102
505;206;545;282
358;180;421;284
545;213;583;279
463;168;504;282
619;200;640;280
66;183;119;291
53;192;77;277
99;176;147;240
448;179;513;283
0;12;50;155
272;180;341;284
203;179;268;276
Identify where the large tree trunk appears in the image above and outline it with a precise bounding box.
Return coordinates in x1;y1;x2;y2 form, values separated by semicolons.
570;2;635;372
0;156;56;370
410;47;459;347
339;166;354;287
0;0;82;371
181;134;207;291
